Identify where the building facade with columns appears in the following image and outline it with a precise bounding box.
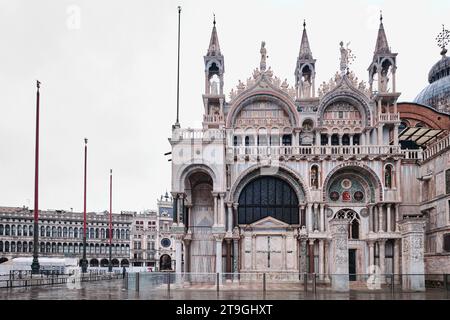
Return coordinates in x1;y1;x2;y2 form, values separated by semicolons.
130;194;175;270
0;206;132;267
169;17;450;289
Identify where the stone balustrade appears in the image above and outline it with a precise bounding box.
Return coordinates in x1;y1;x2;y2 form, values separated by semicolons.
172;128;225;141
422;133;450;161
229;145;403;158
378;113;400;123
203;114;224;123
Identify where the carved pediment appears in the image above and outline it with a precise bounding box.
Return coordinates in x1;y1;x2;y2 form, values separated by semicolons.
249;216;290;229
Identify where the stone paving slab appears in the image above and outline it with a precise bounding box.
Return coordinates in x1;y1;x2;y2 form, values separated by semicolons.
0;279;449;300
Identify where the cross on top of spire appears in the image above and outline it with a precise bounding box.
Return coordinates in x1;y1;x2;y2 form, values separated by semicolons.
374;11;391;55
298;19;313;60
207;14;221;56
436;24;449;56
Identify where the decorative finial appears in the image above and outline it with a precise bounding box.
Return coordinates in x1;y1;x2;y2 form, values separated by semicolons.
110;169;112;174
436;24;449;56
177;6;181;13
84;138;88;145
36;80;41;89
380;10;383;23
213;13;216;26
303;19;306;30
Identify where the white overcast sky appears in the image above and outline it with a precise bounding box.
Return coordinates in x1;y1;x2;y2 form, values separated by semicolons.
0;0;448;213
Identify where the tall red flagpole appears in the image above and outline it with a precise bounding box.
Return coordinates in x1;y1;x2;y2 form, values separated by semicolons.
31;80;41;274
81;138;88;273
108;169;113;272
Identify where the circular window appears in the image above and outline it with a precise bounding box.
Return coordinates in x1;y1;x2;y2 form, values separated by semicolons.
354;191;364;202
330;191;339;201
161;238;171;248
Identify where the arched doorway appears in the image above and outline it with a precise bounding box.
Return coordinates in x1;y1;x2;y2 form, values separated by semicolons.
160;254;172;271
334;209;361;281
0;257;8;264
120;259;129;267
90;258;99;267
185;170;215;274
100;259;109;267
111;259;120;267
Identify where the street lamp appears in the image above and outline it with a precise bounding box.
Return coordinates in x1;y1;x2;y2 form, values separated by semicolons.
31;80;41;274
108;169;113;273
81;138;88;273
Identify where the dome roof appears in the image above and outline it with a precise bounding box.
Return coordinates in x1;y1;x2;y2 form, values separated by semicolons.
428;55;450;83
414;55;450;114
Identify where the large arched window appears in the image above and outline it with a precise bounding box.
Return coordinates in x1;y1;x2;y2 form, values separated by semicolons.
238;176;299;225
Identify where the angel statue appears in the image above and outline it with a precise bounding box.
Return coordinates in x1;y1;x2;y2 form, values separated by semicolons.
260;41;267;71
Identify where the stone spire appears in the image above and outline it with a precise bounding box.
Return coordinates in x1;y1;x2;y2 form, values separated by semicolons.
374;12;391;55
207;15;221;56
299;20;313;60
295;19;316;100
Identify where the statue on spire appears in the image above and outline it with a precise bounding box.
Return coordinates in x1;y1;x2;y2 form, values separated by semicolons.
339;41;355;74
260;41;267;71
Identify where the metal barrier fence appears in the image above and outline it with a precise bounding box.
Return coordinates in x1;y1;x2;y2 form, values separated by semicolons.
0;269;123;289
123;272;450;295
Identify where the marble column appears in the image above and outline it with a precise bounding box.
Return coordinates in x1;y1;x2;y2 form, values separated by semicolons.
298;235;308;275
378;204;384;232
172;193;178;223
308;239;315;273
395;204;400;232
212;192;218;226
307;203;313;232
329;218;350;291
313;203;319;231
386;204;392;232
226;203;233;234
319;239;325;280
183;239;191;273
320;204;325;232
175;237;183;275
368;241;375;269
399;219;426;291
178;193;185;226
378;124;384;145
219;193;226;226
394;124;399;146
374;205;379;232
394;239;400;277
327;134;331;146
315;131;321;146
282;235;287;271
233;238;239;281
368;205;374;232
379;239;386;282
215;235;223;278
226;239;232;275
251;235;256;270
299;204;305;227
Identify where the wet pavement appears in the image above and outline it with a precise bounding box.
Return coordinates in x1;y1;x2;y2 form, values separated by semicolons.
0;279;449;300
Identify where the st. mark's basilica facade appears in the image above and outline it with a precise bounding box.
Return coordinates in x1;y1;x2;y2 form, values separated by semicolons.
169;16;450;291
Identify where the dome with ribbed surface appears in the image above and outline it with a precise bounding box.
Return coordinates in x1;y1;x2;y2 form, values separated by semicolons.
414;55;450;114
